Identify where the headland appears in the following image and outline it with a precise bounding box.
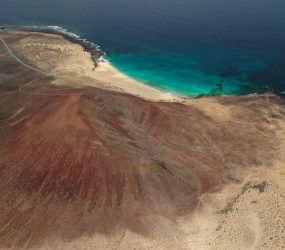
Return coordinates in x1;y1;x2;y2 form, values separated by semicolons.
7;26;178;101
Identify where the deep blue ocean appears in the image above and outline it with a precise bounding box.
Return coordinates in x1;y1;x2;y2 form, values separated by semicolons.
1;0;285;95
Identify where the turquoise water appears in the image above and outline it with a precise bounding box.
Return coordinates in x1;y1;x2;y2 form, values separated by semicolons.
107;45;278;95
1;0;285;95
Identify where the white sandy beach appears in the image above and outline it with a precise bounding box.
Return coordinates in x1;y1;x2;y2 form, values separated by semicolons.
93;59;177;101
15;32;178;101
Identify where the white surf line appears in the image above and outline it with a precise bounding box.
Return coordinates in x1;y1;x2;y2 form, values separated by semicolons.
0;38;50;76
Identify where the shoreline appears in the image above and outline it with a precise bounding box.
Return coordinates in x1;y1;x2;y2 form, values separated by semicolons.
94;58;179;101
4;25;180;101
1;25;278;101
12;25;104;66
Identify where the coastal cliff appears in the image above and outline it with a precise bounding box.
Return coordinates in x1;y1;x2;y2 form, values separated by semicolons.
0;30;285;249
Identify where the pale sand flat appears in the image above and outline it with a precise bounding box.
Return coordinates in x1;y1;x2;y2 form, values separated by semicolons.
13;31;178;101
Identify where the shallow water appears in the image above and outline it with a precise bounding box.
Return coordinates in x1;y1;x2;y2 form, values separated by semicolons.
1;0;285;95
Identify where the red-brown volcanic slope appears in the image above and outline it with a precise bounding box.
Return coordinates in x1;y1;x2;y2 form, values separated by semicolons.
0;31;285;248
